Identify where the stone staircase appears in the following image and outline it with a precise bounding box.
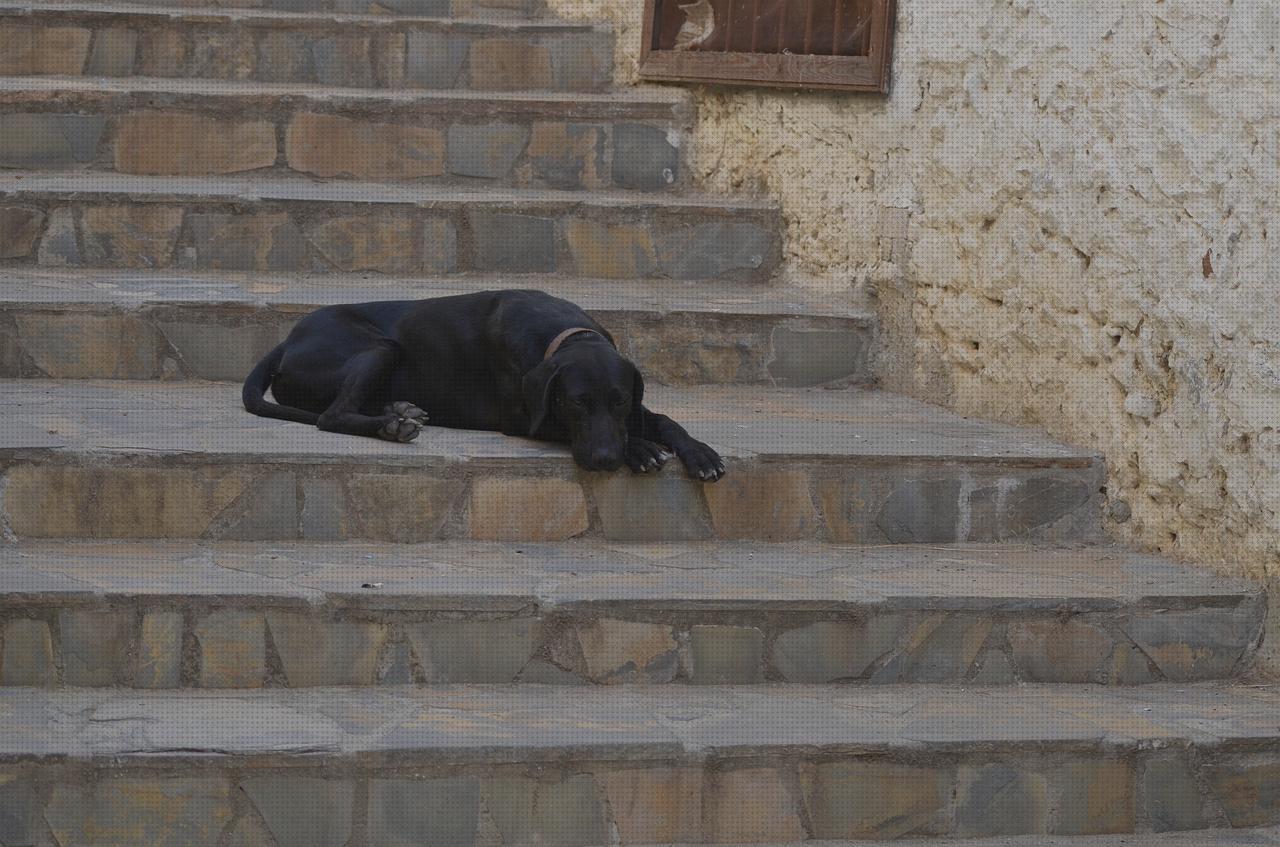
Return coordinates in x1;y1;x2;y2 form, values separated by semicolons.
0;1;1276;845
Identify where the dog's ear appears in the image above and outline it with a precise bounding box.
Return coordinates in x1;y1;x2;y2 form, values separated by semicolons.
629;363;645;410
522;359;561;437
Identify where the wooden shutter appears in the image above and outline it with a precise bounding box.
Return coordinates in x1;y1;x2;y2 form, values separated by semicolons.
640;0;897;93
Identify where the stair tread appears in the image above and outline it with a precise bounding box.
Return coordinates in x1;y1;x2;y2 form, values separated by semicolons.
0;379;1095;464
0;73;689;114
660;832;1280;846
5;681;1280;761
0;539;1257;608
0;170;773;210
0;267;870;320
0;0;597;28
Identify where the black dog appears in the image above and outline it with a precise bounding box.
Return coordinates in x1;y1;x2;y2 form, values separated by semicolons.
242;290;725;481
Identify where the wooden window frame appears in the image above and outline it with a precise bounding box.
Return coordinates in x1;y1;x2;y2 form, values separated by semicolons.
639;0;897;93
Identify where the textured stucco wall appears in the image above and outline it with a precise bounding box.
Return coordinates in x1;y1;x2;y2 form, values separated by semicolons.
548;1;1280;595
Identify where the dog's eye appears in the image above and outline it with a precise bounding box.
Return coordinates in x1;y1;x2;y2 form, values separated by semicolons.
610;396;626;408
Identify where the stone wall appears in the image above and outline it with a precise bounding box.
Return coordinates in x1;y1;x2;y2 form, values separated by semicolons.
547;0;1280;609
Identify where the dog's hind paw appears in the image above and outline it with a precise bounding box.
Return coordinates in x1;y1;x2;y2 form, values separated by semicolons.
378;402;427;443
383;401;428;426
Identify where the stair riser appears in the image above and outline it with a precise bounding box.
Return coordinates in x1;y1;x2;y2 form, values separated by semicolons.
0;305;873;386
2;749;1277;842
0;458;1105;544
0;103;688;191
0;13;611;91
0;596;1261;688
3;0;544;15
0;199;781;281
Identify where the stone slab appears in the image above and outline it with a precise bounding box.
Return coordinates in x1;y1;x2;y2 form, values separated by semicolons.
0;5;614;91
0;540;1262;687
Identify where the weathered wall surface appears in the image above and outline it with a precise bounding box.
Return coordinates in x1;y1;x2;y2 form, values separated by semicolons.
548;0;1280;601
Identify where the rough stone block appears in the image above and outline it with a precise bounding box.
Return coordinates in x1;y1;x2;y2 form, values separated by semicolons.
152;317;284;383
1008;617;1114;683
421;217;458;274
870;613;992;683
468;211;556;273
612;124;678;191
0;772;38;847
82;205;184;268
45;778;234;847
1207;759;1280;828
59;609;132;686
136;611;184;689
1125;604;1259;681
240;778;353;847
549;32;611;90
38;207;81;266
0;24;91;74
702;468;817;540
192;32;255;80
565;220;657;278
194;610;265;688
690;625;764;684
258;31;312;82
346;474;461;542
115;112;276;176
447;122;530;179
577;619;677;683
978;474;1093;538
220;472;298;541
0;205;46;259
469;38;553;90
598;767;701;844
955;764;1049;837
657;221;773;279
87;28;139;76
137;28;187;77
266;612;385;686
300;479;348;541
407;618;536;683
368;778;480;847
773;616;905;683
875;478;963;543
286;112;445;180
1139;754;1208;831
705;768;805;842
190;212;309;272
485;775;608;847
310;35;374;86
1052;760;1135;835
405;31;468;88
1;618;55;686
591;474;711;542
0;114;105;168
527;122;599;189
804;760;947;839
14;311;163;379
308;215;421;274
768;326;870;386
468;477;589;541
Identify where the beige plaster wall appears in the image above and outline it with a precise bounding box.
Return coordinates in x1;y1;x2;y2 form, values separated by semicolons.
549;0;1280;595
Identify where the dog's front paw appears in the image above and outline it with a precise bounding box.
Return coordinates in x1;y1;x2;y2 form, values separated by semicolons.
625;437;672;474
677;440;725;482
378;402;427;443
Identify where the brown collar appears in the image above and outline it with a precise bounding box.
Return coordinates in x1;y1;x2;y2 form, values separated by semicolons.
543;327;605;361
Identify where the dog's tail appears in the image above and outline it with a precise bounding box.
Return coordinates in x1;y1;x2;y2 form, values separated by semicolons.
242;343;321;425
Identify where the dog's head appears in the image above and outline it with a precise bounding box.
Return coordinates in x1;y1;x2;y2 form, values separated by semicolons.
523;342;643;472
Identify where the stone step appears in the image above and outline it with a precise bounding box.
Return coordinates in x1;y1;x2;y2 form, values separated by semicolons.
1;683;1278;842
0;380;1105;544
0;76;692;191
682;832;1280;846
0;2;611;91
0;173;781;281
0;270;875;385
0;540;1262;688
23;0;548;16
